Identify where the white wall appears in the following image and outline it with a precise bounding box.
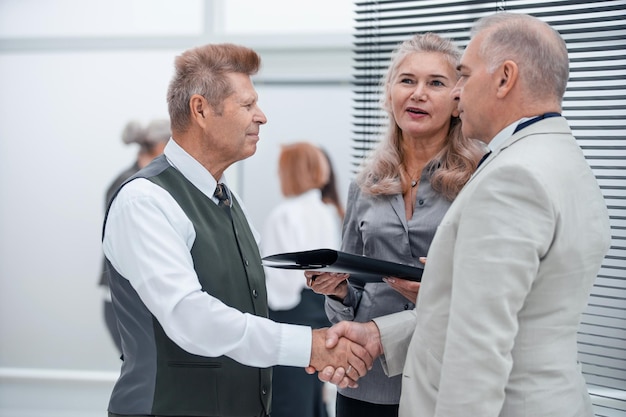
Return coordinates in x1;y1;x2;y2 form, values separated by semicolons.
0;1;355;414
0;49;188;371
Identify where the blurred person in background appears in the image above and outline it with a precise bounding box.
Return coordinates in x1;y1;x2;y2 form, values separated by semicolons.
320;147;346;225
98;118;170;354
306;33;484;417
262;141;342;417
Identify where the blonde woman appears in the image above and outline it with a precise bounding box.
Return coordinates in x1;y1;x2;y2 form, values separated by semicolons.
307;33;485;417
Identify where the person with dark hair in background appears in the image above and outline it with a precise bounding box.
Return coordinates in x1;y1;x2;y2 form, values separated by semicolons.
98;118;170;354
305;32;484;417
320;147;346;223
262;141;340;417
321;13;611;417
101;43;373;417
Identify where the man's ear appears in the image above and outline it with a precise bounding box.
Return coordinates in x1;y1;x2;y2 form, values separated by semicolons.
495;60;518;99
190;94;209;126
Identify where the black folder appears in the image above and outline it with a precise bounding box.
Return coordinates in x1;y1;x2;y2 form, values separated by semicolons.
262;248;422;283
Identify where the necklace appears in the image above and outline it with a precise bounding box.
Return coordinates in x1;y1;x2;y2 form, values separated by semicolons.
404;165;421;188
404;172;420;220
403;165;421;219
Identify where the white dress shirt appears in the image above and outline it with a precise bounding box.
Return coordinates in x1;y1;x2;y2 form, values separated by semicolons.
261;189;341;310
102;139;312;368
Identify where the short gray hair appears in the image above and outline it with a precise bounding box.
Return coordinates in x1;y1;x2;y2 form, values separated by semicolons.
471;12;569;100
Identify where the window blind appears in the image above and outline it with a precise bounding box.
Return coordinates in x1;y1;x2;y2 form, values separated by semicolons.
351;1;626;415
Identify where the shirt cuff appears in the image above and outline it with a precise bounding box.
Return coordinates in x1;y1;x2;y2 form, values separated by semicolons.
342;286;357;307
277;323;312;367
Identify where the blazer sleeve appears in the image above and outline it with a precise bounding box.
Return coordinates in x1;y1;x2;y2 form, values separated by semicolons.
373;309;417;376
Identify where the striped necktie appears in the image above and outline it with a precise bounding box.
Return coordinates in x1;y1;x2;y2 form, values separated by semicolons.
213;183;231;211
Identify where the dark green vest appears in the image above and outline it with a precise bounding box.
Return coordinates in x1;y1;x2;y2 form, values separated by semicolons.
106;156;272;416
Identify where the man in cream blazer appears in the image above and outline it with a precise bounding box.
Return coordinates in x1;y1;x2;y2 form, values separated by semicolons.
319;12;611;417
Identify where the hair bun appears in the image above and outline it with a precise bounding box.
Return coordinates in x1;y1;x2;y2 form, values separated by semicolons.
121;119;171;146
143;119;171;145
121;120;144;145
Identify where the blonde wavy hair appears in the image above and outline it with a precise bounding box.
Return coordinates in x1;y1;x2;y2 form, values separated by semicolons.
356;33;484;200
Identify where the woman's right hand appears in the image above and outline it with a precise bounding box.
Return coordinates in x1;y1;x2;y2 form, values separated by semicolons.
304;271;350;300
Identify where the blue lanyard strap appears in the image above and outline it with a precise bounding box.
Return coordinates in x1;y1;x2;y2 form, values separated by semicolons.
514;112;561;133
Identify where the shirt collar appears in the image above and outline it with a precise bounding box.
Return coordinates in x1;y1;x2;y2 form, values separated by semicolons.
163;138;226;200
287;189;322;202
486;117;530;152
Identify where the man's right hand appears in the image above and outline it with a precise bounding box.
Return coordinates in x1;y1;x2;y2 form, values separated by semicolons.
308;328;374;389
316;321;383;386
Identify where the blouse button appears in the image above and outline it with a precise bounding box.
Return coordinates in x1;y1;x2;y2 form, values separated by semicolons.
418;199;424;206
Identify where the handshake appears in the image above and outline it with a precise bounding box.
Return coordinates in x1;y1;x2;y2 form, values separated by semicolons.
306;321;383;388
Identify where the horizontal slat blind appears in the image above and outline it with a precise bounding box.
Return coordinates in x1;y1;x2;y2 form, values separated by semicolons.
352;1;626;415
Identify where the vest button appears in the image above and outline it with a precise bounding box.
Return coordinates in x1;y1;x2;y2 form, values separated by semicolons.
252;289;258;298
262;387;267;395
245;259;249;266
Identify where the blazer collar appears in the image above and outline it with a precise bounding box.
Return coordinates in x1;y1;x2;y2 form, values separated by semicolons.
466;116;570;184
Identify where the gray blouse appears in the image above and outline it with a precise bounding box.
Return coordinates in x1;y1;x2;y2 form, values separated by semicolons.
325;169;451;404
